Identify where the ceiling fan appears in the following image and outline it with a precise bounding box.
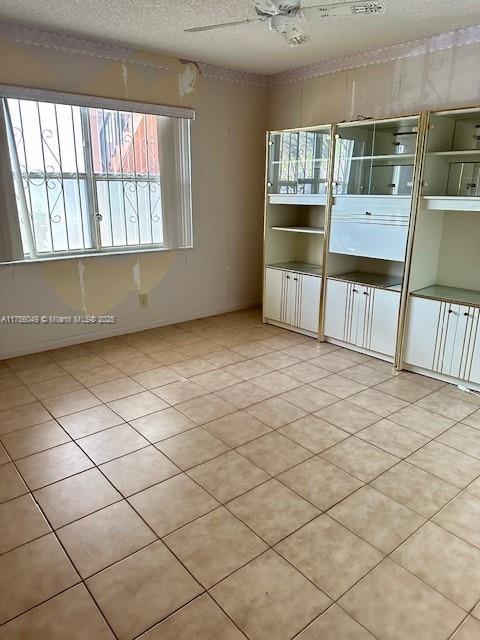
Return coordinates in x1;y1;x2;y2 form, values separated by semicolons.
185;1;386;47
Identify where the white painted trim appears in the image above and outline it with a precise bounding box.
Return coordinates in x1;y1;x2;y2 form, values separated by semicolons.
0;300;261;359
1;20;480;88
0;84;195;119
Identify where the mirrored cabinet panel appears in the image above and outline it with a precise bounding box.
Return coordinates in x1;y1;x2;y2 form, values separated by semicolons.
268;127;331;196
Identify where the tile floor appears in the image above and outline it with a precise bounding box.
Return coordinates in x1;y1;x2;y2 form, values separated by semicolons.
1;308;480;639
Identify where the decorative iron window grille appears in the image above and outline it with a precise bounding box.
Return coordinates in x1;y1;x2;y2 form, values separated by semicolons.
3;97;192;259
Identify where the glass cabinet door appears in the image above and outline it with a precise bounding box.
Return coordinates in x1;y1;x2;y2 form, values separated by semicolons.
268;128;330;195
333;118;418;196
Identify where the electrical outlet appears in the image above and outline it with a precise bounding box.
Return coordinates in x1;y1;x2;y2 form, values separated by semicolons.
139;293;148;308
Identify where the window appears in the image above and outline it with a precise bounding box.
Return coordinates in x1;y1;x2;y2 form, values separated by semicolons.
0;90;193;261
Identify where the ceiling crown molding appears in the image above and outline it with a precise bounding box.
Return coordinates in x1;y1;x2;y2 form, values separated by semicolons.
0;20;479;87
268;23;480;85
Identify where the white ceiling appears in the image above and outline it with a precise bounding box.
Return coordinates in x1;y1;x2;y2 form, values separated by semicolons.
0;0;479;74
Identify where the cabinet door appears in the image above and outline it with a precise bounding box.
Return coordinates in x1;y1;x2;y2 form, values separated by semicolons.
284;273;299;327
352;285;368;347
299;274;321;333
404;297;442;369
467;309;480;384
264;268;284;323
324;279;349;341
368;289;400;357
443;304;470;378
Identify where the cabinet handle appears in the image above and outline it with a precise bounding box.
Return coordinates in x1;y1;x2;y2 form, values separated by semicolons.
365;211;372;216
286;275;290;279
363;291;369;296
447;309;456;314
294;277;298;281
464;312;470;317
353;289;358;293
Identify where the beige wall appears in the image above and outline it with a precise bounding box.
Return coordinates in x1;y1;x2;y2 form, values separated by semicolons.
0;38;268;357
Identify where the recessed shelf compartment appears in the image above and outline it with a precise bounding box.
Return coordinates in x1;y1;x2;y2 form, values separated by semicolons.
328;271;402;291
271;226;325;235
411;285;480;308
266;261;322;276
421;196;480;212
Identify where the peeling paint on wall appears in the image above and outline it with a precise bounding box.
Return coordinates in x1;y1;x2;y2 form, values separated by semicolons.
132;258;141;291
121;63;129;98
178;62;198;99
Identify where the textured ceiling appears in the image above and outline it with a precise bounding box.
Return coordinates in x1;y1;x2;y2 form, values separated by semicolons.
0;0;479;74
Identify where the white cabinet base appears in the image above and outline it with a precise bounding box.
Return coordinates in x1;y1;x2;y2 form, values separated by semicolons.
402;364;480;394
325;336;395;363
264;317;320;339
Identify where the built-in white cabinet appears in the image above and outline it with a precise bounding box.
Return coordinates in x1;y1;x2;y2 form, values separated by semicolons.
324;278;400;357
264;267;321;335
404;295;480;384
329;196;410;261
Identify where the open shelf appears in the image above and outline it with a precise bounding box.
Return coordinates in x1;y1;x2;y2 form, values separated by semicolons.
266;261;322;276
411;285;480;308
428;150;480;158
271;226;325;235
328;271;402;291
421;196;480;212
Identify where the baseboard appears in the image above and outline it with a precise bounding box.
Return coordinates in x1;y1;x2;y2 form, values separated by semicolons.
0;300;261;359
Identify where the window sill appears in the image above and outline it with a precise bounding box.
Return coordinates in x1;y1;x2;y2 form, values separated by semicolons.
0;245;194;266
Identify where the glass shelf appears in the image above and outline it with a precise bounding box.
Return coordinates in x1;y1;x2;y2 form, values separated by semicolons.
412;285;480;308
267;261;323;276
329;271;402;290
271;226;325;235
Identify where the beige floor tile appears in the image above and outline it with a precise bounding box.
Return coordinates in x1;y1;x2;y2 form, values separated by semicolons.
139;593;244;640
237;431;312;475
315;400;380;434
438;423;480;459
463;408;480;430
108;391;169;421
251;371;302;394
0;583;115;640
357;419;429;457
340;559;464;640
58;404;124;439
58;501;156;578
329;486;424;553
129;473;218;536
189;450;269;502
282;342;336;361
0;371;22;391
114;356;161;376
189;369;241;392
130;407;196;442
279;457;363;510
15;362;65;385
389;404;455;438
34;468;121;528
312;374;367;399
408;441;480;488
393;522;480;610
27;375;83;400
0;533;79;624
341;363;395;385
308;353;356;373
6;352;54;371
277;514;382;599
43;389;101;418
132;366;183;389
227;479;319;544
321;437;399;482
374;376;434;402
216;381;274;409
59;353;107;372
71;364;125;387
0;462;28;502
0;494;50;553
433;493;480;548
87;541;202;640
100;446;179;496
89;377;144;402
440;385;480;407
0;442;9;465
348;388;409;418
416;390;478;422
297;604;375;639
281;361;331;384
280;415;349;453
245;397;306;429
280;385;337;413
153;379;207;404
177;394;236;424
16;442;93;490
254;351;300;371
204;410;271;447
171;357;218;378
165;507;267;588
101;347;145;365
210;549;330;640
156;427;228;470
203;349;247;367
0;386;37;410
452;616;480;639
77;424;148;465
371;461;458;518
0;402;52;436
231;342;273;358
1;420;70;460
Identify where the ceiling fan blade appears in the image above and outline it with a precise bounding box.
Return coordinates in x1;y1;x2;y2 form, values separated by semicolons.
303;1;386;19
253;0;301;16
185;18;256;33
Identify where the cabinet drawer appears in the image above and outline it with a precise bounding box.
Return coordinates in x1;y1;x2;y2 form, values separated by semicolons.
329;220;409;261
